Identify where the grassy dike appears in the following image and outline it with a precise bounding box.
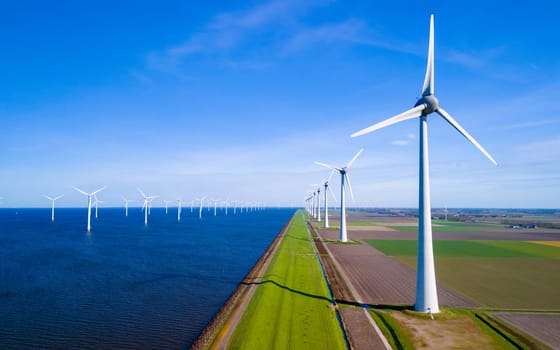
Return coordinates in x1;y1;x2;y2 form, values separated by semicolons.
227;210;347;349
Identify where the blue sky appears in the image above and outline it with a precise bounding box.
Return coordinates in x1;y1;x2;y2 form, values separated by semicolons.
1;1;559;208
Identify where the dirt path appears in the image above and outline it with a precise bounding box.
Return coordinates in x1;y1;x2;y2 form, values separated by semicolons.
313;228;391;350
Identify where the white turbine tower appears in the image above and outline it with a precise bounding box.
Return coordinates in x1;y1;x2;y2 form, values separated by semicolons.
310;185;322;222
93;194;103;219
44;194;63;222
138;188;159;225
177;199;182;222
196;197;206;219
224;198;230;216
164;200;171;215
73;186;106;232
351;15;497;314
315;149;363;243
319;170;336;228
121;196;133;217
212;198;220;217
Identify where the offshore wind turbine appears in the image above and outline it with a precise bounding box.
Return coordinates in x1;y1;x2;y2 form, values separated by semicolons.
44;194;63;222
224;198;230;216
177;199;182;222
212;198;220;217
164;200;171;215
73;186;106;232
93;195;103;219
351;14;497;314
138;188;159;225
315;149;363;243
121;196;133;217
196;197;206;219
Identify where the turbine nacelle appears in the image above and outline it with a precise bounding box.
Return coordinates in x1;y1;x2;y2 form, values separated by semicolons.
415;95;439;115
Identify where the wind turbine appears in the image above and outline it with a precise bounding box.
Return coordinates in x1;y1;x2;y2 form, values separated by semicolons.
319;170;336;228
177;199;182;222
212;198;220;216
309;185;322;222
44;194;63;222
121;196;133;217
164;200;171;215
93;194;103;219
138;188;159;225
73;186;106;232
196;197;206;219
315;149;363;243
224;198;230;216
351;15;497;314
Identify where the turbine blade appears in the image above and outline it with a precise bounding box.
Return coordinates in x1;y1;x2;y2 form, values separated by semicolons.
345;173;355;203
351;105;425;138
328;185;337;203
44;195;53;200
422;14;435;96
92;186;106;195
345;148;363;169
72;187;89;196
327;169;335;182
314;161;340;171
436;108;498;166
54;195;64;201
137;188;147;198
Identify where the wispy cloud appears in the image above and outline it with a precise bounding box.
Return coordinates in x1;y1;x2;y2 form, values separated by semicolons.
515;137;560;163
391;133;415;146
282;19;369;53
146;0;321;72
442;46;507;70
502;119;560;130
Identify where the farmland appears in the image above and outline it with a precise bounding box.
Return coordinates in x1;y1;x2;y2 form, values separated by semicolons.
312;212;560;348
365;239;560;309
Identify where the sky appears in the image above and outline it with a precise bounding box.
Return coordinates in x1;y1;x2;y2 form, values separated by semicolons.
1;0;559;208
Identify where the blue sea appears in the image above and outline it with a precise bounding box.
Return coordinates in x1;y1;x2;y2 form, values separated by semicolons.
0;207;295;349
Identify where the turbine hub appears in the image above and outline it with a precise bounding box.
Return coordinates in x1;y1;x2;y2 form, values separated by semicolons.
415;94;439;115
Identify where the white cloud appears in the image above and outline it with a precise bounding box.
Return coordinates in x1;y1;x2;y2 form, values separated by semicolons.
391;139;410;146
282;19;369;53
391;133;415;146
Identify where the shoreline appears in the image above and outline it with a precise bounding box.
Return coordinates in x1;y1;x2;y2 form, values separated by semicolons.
190;211;296;349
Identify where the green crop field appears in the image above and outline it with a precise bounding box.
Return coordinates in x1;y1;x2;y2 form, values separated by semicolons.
348;218;505;232
365;239;560;258
398;257;560;309
366;239;560;309
228;211;346;349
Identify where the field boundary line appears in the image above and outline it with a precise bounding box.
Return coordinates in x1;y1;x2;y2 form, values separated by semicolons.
311;223;392;350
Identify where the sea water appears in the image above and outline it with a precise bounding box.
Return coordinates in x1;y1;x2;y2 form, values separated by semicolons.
0;207;295;349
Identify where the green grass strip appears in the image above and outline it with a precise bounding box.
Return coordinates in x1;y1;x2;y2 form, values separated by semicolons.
369;309;414;350
228;211;346;349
